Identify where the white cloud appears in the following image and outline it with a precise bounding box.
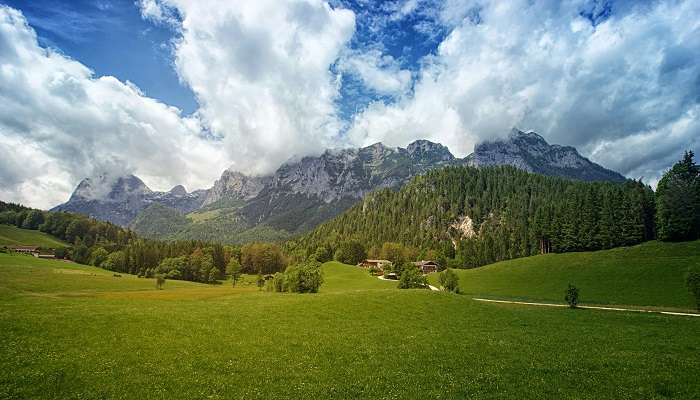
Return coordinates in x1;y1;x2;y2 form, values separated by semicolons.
3;0;700;208
0;6;226;208
346;0;700;185
337;49;412;95
140;0;356;175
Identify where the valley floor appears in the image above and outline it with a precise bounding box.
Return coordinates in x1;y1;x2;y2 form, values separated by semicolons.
0;254;699;399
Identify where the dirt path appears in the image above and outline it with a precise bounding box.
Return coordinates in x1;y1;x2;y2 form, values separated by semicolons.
376;275;440;291
473;298;700;317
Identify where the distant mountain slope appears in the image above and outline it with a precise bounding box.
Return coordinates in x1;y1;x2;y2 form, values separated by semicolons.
51;175;207;226
298;165;654;268
465;129;626;182
54;130;629;243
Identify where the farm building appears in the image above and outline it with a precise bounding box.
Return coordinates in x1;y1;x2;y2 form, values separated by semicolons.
413;260;439;275
358;259;392;270
8;245;39;254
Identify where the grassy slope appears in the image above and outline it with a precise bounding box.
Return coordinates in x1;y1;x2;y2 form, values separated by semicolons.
429;240;700;310
320;261;396;292
0;254;698;399
0;224;68;247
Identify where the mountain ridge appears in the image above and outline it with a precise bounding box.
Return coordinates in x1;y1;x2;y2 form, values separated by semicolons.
53;130;627;242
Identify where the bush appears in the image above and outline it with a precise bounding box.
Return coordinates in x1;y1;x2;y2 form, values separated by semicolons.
271;272;287;292
284;261;324;293
155;274;166;290
565;284;579;308
439;268;460;293
256;273;265;290
398;265;427;289
686;266;700;311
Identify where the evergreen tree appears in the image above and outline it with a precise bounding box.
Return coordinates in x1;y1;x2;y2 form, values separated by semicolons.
656;151;700;241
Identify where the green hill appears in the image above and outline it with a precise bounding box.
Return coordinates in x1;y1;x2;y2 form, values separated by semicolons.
320;261;396;292
0;224;68;248
430;240;700;310
129;203;292;244
299;166;654;269
1;253;699;399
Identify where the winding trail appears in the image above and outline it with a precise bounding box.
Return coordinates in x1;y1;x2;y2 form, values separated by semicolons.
473;298;700;317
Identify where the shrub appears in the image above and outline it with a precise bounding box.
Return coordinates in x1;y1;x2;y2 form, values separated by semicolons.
565;284;579;308
686;266;700;311
284;261;324;293
89;247;109;267
398;265;427;289
155;274;166;290
272;272;287;292
439;268;460;293
256;273;265;290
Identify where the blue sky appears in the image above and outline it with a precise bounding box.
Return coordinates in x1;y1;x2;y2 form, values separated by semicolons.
4;0;198;113
5;0;446;120
0;0;699;208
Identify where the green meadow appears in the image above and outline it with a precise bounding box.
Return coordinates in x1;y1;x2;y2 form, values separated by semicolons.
429;240;700;310
1;253;699;399
0;224;68;248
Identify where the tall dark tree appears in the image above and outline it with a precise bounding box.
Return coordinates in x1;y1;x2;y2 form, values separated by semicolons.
656;151;700;241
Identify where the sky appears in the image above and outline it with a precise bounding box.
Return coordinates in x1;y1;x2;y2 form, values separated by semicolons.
0;0;698;209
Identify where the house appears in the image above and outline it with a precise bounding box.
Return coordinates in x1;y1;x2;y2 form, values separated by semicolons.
358;259;392;270
413;260;439;275
8;245;39;255
34;253;55;259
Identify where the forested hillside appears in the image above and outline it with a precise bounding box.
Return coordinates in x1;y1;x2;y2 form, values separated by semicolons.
0;201;252;283
296;166;655;268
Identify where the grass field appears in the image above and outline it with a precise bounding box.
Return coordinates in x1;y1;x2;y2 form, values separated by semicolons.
320;261;396;292
429;240;700;310
0;224;68;247
1;254;699;399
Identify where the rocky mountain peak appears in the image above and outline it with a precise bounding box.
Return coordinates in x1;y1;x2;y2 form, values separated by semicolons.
169;185;188;196
467;128;626;182
406;139;454;162
70;174;152;202
201;169;268;207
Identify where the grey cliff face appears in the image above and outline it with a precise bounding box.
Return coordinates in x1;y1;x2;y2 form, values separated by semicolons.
54;131;626;233
52;174;206;226
202;170;268;207
261;140;458;203
465;129;626;182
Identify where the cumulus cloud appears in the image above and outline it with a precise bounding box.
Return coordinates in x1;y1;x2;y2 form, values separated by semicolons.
0;6;226;208
3;0;700;208
139;0;356;175
347;0;700;185
337;49;412;96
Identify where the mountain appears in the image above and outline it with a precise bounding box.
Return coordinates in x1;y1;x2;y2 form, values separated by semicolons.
51;174;207;226
465;129;626;182
54;130;628;243
239;140;461;233
297;165;654;269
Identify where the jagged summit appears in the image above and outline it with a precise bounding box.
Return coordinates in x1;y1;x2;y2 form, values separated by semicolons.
466;128;626;182
201;170;268;207
53;174;206;226
55;131;626;236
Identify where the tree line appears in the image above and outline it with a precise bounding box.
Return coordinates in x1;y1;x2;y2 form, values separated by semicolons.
0;202;288;283
2;151;698;284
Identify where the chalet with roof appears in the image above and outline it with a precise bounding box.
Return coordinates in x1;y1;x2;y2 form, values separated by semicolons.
413;260;439;275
